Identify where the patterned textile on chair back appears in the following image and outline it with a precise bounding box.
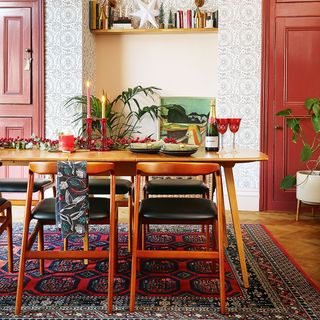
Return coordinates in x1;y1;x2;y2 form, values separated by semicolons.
55;161;89;238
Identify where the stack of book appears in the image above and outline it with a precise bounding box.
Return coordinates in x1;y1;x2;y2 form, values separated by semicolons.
111;18;133;30
175;10;218;29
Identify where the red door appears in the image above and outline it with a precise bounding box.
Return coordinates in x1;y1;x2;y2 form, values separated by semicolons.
261;1;320;211
0;1;44;179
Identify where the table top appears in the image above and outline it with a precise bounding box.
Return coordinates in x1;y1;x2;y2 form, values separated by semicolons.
0;148;268;165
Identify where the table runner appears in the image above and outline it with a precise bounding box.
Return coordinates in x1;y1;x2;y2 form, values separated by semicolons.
55;161;89;238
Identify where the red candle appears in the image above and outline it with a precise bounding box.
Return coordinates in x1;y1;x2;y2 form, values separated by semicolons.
86;81;91;118
59;134;75;152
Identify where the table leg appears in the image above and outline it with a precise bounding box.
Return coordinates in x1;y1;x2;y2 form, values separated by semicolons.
224;165;249;288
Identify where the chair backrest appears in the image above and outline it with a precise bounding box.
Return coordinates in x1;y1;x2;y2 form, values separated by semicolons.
137;162;220;176
25;162;116;217
29;162;115;175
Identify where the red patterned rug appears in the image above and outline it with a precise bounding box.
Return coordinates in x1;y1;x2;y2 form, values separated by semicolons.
0;224;319;319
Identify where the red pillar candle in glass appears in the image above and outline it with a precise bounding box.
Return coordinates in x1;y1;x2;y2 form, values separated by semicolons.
59;134;75;152
86;81;91;118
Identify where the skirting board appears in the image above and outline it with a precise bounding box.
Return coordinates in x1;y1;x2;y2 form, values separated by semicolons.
217;188;259;211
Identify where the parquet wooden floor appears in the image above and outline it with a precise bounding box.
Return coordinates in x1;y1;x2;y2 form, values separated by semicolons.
228;209;320;287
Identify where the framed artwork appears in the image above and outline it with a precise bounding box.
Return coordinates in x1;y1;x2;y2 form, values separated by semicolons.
159;97;213;146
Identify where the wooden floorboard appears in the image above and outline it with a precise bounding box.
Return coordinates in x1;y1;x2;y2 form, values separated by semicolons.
226;210;320;287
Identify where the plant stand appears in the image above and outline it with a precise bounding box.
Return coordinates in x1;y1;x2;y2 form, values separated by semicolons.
296;200;319;221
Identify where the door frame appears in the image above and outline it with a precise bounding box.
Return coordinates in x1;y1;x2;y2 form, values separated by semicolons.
0;0;45;136
260;0;320;211
260;0;271;211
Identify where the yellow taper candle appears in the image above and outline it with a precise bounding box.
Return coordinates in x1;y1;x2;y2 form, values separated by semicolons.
101;95;106;119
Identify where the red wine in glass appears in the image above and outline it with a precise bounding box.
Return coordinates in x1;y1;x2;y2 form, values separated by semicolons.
216;118;229;150
229;118;241;150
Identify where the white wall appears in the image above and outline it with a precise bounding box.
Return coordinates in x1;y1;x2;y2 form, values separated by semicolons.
95;33;218;137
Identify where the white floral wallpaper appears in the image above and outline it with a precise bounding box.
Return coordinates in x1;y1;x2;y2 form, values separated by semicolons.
45;0;95;138
216;0;262;195
45;0;262;208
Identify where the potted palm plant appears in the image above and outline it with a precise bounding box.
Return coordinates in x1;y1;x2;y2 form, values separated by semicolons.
277;98;320;205
64;86;163;147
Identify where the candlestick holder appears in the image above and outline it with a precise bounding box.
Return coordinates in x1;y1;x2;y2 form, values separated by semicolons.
86;118;93;150
100;118;108;150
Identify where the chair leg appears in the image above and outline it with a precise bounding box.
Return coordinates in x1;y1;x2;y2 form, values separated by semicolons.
83;232;89;265
218;221;226;314
38;225;45;275
130;223;140;313
63;237;68;251
137;223;143;273
128;194;133;253
142;224;146;250
296;199;301;222
15;217;31;315
114;217;119;273
6;206;13;273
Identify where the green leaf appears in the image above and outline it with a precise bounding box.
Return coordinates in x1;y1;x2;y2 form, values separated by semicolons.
280;175;296;189
286;118;300;134
276;108;292;116
301;144;312;162
312;103;320;117
311;114;320;132
292;132;298;143
305;98;315;111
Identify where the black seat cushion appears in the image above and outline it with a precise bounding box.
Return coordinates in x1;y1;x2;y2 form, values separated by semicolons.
140;198;217;221
0;197;9;206
32;197;110;221
89;178;131;195
0;179;52;193
144;179;209;195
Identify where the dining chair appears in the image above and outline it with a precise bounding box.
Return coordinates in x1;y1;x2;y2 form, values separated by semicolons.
0;198;13;272
15;162;117;315
130;162;226;314
0;176;56;206
143;175;214;249
88;177;134;251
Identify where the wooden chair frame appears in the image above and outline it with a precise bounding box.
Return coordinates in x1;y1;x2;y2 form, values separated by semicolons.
143;174;212;249
15;162;117;315
88;176;134;254
0;199;13;272
130;162;226;314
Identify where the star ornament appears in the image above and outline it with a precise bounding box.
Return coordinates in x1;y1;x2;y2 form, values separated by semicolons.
131;0;160;29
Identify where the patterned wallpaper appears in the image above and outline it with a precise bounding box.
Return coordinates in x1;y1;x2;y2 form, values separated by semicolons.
45;0;262;206
45;0;95;138
216;0;262;192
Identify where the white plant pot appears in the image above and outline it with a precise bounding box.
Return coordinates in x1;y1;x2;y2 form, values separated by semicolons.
296;170;320;205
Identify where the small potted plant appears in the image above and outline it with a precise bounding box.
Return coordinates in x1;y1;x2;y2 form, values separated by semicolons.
277;98;320;205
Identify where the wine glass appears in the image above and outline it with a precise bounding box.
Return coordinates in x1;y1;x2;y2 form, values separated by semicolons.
229;118;241;151
216;118;229;150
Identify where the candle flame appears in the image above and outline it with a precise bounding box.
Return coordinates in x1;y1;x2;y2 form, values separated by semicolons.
86;81;91;88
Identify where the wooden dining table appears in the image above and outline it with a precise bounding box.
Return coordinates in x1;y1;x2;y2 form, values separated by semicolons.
0;147;268;288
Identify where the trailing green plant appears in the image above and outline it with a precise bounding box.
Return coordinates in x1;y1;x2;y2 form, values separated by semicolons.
64;86;164;142
276;97;320;189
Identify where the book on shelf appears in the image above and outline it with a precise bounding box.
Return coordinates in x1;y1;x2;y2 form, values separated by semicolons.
111;24;133;29
89;0;97;30
173;9;218;29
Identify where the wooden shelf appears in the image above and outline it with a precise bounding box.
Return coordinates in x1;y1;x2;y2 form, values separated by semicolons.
91;27;218;35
